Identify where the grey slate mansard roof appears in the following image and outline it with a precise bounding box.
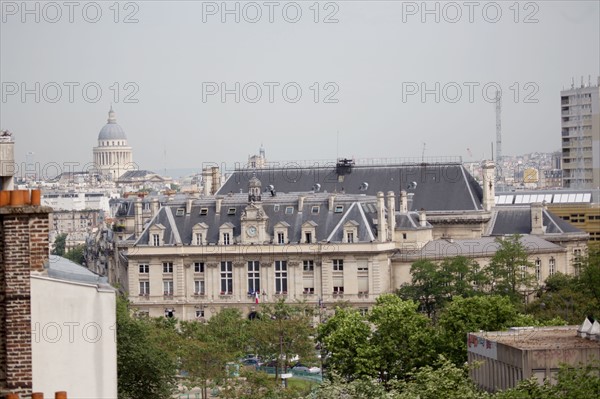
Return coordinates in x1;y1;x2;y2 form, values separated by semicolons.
395;235;565;261
217;164;484;212
488;206;584;236
135;193;383;246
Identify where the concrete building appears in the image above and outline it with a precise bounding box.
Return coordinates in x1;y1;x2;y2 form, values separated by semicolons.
92;107;134;181
468;324;600;392
495;189;600;245
561;77;600;189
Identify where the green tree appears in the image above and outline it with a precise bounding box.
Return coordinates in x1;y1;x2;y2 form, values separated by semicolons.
116;296;179;399
437;295;521;366
64;244;85;265
395;356;489;399
486;235;537;301
576;248;600;317
526;273;588;324
398;257;487;319
367;295;436;386
52;233;67;256
319;295;436;387
248;299;315;380
318;307;373;381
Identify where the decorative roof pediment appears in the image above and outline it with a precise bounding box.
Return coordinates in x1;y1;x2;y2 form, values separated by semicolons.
193;222;209;230
220;222;235;229
344;220;360;227
150;223;166;231
274;221;291;228
302;220;318;228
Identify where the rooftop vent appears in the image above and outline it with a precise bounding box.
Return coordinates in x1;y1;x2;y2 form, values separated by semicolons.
359;182;369;191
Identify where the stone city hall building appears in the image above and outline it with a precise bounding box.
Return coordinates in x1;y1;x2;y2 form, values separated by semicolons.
111;160;589;320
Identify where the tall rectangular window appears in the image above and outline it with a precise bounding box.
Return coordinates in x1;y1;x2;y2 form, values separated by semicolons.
333;259;344;271
139;264;149;274
305;232;312;243
163;280;173;296
194;262;205;273
194;280;205;295
163;262;173;273
223;233;230;245
277;232;285;244
139;281;149;295
220;261;233;294
196;233;203;245
248;261;260;294
303;260;314;271
275;260;288;293
549;258;556;276
535;258;541;281
152;234;160;246
347;232;354;243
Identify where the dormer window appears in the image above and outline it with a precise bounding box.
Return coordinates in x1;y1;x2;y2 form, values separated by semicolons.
301;220;318;244
227;207;236;215
199;208;208;216
342;220;359;243
285;206;294;215
219;222;235;245
149;223;166;246
273;221;290;245
192;222;209;246
335;205;344;213
311;206;320;214
176;208;185;216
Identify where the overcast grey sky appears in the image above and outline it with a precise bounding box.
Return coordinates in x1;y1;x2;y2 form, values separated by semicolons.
1;1;599;174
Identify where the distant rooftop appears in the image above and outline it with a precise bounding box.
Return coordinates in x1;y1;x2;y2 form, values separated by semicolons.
473;326;600;350
44;255;110;287
496;189;599;205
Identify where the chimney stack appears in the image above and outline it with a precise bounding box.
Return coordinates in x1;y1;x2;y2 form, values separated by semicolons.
419;209;427;227
376;192;387;241
482;161;496;211
328;194;336;211
134;197;143;238
298;195;305;212
399;190;408;214
215;197;223;214
530;202;544;235
150;197;159;218
1;201;51;397
387;191;396;242
186;198;193;215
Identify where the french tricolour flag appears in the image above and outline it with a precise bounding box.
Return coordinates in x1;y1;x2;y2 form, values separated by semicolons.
255;291;259;304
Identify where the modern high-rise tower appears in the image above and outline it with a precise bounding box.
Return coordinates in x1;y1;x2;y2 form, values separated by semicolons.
560;77;600;189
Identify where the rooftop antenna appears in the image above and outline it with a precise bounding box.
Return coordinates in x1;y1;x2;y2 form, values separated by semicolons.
336;130;339;160
421;142;426;162
163;142;167;177
495;90;502;163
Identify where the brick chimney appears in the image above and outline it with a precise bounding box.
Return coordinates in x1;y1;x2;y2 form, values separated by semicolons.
0;202;51;397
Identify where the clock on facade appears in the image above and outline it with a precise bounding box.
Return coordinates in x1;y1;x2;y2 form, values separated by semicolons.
246;226;257;237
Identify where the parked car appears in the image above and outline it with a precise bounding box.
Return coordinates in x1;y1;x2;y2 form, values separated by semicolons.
291;363;321;374
241;358;261;367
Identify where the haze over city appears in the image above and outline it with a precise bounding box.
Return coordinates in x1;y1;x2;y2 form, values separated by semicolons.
1;1;598;172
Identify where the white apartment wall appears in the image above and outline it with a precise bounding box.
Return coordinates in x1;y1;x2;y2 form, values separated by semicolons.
31;276;117;399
